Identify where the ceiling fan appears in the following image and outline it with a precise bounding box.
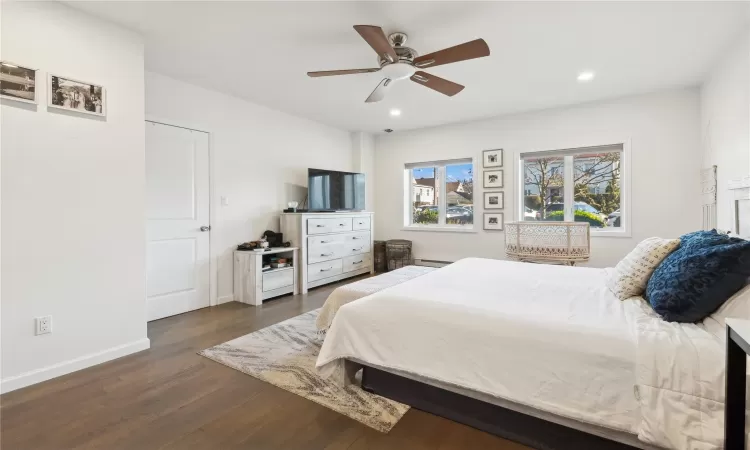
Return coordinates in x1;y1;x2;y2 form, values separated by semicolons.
307;25;490;103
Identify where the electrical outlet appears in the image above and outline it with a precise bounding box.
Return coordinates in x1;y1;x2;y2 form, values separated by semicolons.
35;316;52;335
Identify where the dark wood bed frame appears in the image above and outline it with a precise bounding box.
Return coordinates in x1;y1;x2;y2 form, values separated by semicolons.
360;365;637;450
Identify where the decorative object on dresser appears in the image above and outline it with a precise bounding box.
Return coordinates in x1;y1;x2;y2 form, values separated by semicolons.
234;247;299;306
505;221;590;265
280;212;374;294
482;149;503;168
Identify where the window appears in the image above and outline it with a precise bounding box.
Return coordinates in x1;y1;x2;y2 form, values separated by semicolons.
405;158;474;229
520;145;623;231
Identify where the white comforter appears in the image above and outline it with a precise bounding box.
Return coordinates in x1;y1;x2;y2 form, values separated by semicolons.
316;257;735;449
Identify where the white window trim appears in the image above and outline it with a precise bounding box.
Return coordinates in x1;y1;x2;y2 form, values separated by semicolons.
515;140;632;238
403;157;478;232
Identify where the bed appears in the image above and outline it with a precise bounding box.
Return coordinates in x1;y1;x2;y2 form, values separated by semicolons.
316;257;739;450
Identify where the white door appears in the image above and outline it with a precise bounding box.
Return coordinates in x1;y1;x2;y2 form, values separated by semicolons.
146;121;210;321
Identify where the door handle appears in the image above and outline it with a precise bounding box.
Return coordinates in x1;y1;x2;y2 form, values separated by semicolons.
200;226;211;232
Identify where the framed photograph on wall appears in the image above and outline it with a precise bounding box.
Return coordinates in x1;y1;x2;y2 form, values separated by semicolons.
483;169;503;188
484;212;504;231
0;61;37;104
483;149;503;168
48;74;106;117
484;191;504;209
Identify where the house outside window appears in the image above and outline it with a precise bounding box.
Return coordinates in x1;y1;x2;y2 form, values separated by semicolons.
520;144;626;233
404;158;475;230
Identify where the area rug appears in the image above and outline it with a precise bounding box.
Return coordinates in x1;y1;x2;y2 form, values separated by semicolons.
199;309;409;432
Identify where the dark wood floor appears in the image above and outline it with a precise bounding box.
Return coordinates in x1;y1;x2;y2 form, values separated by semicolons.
1;277;530;450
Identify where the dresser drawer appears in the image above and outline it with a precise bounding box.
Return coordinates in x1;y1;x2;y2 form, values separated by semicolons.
307;217;352;235
340;241;371;257
308;234;346;248
308;243;346;264
352;216;371;230
344;231;370;243
343;253;371;273
262;269;294;292
308;259;343;282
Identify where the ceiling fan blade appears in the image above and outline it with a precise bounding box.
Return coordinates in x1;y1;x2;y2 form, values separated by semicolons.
413;38;490;69
307;68;380;77
353;25;398;63
410;71;464;96
365;78;392;103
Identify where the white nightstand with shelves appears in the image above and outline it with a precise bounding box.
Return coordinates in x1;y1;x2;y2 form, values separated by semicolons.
234;247;299;306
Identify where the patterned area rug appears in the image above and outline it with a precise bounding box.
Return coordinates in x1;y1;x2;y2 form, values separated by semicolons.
199;309;409;432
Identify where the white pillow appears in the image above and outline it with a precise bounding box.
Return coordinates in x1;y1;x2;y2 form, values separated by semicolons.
711;282;750;327
606;237;680;300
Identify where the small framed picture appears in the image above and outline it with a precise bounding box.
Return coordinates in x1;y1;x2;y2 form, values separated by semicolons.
483;169;503;188
483;149;503;168
484;212;504;231
0;61;37;104
48;74;106;117
484;191;504;209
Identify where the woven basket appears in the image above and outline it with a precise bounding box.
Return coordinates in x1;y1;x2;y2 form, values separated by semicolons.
386;239;413;271
374;240;387;273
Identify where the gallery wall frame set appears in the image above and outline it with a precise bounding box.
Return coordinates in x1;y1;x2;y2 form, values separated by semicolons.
484;212;504;231
0;61;37;104
1;61;107;117
483;149;503;168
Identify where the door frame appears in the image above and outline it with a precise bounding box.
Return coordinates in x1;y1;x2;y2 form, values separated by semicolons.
145;116;219;308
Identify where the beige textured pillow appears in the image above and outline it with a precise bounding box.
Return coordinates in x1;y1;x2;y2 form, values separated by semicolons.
606;237;680;300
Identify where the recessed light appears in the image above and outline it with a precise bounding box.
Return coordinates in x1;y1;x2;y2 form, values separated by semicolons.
577;71;595;82
389;109;401;117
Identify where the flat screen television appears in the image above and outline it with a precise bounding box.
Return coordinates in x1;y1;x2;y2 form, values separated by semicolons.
308;168;365;211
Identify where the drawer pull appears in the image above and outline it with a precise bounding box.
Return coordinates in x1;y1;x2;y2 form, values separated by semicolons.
320;253;334;257
352;247;363;251
358;222;363;225
320;240;331;244
352;237;362;240
316;224;325;227
352;260;363;264
320;267;332;272
338;224;345;227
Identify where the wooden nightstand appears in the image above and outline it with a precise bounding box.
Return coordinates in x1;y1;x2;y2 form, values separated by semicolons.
725;318;750;450
234;247;299;306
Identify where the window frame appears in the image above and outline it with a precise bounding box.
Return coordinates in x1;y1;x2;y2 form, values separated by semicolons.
403;157;478;233
516;141;631;238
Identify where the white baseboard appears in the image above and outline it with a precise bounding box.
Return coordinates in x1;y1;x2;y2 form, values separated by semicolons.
217;294;235;305
0;337;150;394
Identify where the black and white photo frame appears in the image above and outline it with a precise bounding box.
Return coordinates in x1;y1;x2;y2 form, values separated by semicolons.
0;61;37;104
48;74;106;117
483;212;504;231
483;169;503;188
483;191;504;209
483;149;503;168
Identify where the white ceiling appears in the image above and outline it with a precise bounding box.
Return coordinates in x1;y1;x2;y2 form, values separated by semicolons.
68;1;749;133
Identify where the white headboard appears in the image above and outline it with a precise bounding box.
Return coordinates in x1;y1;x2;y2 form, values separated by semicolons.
729;177;750;239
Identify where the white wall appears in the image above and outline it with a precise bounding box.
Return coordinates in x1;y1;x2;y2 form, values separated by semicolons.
351;131;376;211
1;2;148;392
374;89;702;267
701;29;750;231
145;72;353;302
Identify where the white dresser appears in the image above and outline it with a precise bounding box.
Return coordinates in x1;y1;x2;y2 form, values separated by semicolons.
280;212;374;293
